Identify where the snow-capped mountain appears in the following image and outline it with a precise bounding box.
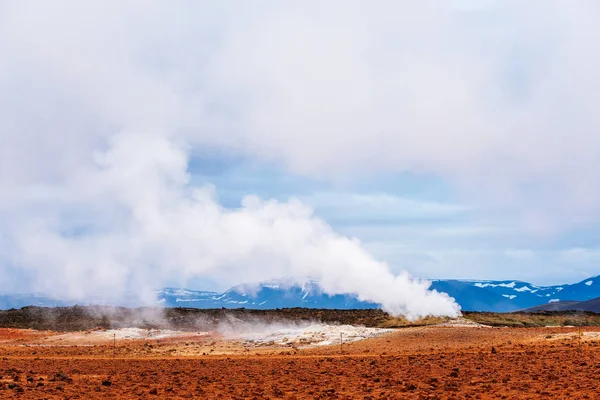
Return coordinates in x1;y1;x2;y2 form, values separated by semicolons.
2;276;600;312
0;293;69;309
428;277;600;312
153;276;600;312
155;278;378;309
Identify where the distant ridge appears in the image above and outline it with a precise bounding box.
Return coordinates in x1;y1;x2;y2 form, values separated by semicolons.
519;297;600;313
156;279;379;310
428;276;600;312
1;275;600;312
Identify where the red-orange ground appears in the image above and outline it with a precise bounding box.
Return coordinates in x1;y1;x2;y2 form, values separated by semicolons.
0;326;598;399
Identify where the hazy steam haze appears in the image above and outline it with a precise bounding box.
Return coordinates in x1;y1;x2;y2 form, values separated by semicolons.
1;1;599;317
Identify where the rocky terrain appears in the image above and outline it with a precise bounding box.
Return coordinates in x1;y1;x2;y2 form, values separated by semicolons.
0;324;599;398
0;307;599;397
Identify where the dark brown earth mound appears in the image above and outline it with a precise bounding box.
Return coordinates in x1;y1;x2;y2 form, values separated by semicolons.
0;306;393;331
466;310;600;327
1;306;600;331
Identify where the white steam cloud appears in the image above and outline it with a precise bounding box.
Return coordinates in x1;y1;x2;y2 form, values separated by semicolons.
1;1;599;317
5;131;460;319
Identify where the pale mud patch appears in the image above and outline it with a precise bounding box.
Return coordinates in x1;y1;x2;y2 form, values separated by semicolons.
6;324;393;351
537;330;600;343
91;328;210;340
25;328;211;346
232;324;393;348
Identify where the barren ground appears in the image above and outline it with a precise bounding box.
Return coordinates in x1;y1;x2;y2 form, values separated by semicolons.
0;323;599;399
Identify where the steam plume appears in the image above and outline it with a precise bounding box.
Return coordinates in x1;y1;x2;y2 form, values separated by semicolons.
7;132;459;319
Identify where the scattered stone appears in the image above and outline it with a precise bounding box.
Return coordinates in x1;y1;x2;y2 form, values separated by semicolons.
272;385;285;397
101;380;112;387
53;371;70;382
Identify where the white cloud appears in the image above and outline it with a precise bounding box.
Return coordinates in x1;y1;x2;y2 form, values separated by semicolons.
2;1;600;224
559;248;600;263
300;192;468;224
363;244;600;285
504;249;536;261
209;1;600;227
1;2;599;212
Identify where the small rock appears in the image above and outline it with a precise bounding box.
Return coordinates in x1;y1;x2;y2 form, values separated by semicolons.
101;380;112;387
54;372;70;382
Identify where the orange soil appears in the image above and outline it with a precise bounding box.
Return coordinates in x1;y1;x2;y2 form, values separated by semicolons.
0;326;598;398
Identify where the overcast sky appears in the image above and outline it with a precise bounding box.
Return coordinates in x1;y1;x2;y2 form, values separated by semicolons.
1;1;600;312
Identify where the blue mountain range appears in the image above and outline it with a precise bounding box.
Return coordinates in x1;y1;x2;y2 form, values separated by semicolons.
2;276;600;312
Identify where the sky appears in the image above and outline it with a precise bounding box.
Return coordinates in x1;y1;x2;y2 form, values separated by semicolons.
189;157;600;287
1;1;600;316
